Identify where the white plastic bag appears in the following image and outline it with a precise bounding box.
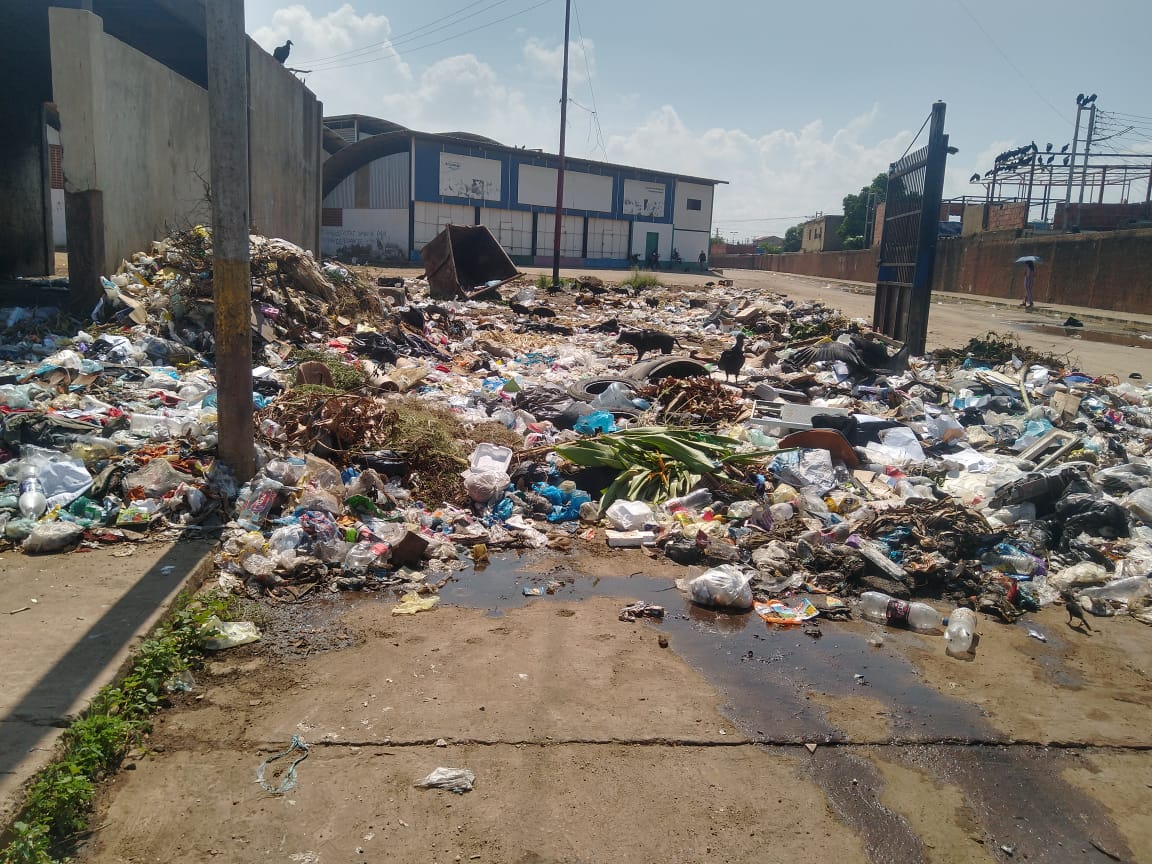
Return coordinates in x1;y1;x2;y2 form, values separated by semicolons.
22;521;85;554
461;469;509;504
415;767;475;793
201;616;261;650
684;565;753;610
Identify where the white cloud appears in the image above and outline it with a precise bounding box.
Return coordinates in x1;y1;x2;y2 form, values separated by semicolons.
252;3;412;112
604;105;915;234
377;54;546;145
522;37;595;84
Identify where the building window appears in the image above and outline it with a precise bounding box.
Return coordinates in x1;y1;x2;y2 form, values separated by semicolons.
686;198;702;211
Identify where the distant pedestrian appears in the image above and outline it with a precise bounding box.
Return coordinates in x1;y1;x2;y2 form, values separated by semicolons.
648;248;659;271
699;250;707;270
1021;260;1035;308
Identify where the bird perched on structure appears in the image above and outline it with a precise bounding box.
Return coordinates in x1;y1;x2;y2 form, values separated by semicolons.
1045;142;1053;153
969;173;981;183
718;333;746;382
273;39;293;64
1060;143;1070;153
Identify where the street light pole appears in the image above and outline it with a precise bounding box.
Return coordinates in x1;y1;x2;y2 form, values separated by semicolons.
1076;103;1097;230
1064;101;1083;230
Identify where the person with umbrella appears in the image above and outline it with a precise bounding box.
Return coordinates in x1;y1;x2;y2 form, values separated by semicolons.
1016;256;1039;308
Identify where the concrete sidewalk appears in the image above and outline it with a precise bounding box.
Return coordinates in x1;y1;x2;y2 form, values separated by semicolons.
739;269;1152;332
0;535;215;825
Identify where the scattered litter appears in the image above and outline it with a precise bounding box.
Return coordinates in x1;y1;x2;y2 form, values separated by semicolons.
256;735;309;794
201;617;261;650
392;593;441;616
618;601;666;622
415;767;475;793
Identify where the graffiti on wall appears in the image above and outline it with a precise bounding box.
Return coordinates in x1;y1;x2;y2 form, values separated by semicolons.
623;179;666;217
439;152;502;201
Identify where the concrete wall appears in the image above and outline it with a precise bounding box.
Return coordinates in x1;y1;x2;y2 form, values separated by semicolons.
0;0;54;277
712;249;878;282
49;7;321;306
248;43;322;253
51;6;212;301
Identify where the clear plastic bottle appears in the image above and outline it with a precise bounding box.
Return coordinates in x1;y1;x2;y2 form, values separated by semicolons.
17;465;47;519
944;607;978;657
981;546;1039;576
858;591;942;632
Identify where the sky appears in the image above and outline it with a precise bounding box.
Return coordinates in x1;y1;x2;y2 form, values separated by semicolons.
245;0;1152;242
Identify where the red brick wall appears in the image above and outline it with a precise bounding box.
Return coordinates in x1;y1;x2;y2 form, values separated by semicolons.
1053;202;1150;231
985;203;1027;231
715;228;1152;314
932;228;1152;312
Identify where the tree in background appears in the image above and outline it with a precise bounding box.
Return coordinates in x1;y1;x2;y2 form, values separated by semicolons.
782;223;804;252
838;173;888;247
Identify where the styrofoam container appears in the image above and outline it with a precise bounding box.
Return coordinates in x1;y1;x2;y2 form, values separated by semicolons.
604;500;654;531
470;443;513;475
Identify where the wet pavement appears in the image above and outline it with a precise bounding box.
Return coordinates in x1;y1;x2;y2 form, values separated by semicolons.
430;552;1137;864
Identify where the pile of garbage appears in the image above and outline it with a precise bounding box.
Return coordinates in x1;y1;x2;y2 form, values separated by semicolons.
3;225;1152;641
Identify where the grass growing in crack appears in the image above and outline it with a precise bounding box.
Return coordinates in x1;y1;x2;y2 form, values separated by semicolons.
0;591;233;864
619;268;660;290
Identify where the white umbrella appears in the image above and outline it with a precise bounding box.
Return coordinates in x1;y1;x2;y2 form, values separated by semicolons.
1015;255;1042;264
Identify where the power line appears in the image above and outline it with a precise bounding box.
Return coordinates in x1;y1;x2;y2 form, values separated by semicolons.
303;0;557;74
899;112;932;160
572;0;608;161
953;0;1069;125
299;0;515;68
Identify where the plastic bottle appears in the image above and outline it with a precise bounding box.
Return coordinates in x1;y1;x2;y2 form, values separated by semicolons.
858;591;942;632
17;465;48;519
980;545;1040;576
944;607;978;657
665;489;713;512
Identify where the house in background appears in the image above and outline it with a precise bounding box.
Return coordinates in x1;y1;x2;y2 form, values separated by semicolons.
320;114;726;269
801;215;844;252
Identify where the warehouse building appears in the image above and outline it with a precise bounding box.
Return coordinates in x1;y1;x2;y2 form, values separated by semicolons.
320;115;724;269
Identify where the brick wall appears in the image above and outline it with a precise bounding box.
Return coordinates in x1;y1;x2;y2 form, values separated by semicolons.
715;227;1152;315
985;202;1028;231
1053;202;1151;231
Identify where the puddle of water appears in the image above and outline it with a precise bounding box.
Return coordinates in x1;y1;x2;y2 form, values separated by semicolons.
438;552;996;744
1013;320;1152;349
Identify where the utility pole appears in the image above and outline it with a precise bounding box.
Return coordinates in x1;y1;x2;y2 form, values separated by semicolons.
550;0;572;288
1064;101;1083;230
206;0;255;481
1075;104;1097;230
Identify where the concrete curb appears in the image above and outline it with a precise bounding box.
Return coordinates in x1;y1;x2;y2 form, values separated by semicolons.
0;539;218;830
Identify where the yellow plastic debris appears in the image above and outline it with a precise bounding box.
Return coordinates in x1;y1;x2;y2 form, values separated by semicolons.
392;592;440;616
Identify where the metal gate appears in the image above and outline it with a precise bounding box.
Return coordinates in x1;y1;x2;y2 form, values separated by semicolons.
873;102;950;355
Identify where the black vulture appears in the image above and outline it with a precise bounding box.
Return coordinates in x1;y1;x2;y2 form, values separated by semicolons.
273;39;293;64
1047;155;1055;164
718;333;746;383
1045;142;1053;152
969;173;981;183
1060;143;1070;153
1076;93;1085;105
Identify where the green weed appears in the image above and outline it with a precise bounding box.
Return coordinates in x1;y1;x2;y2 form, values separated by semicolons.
620;268;660;290
0;590;232;864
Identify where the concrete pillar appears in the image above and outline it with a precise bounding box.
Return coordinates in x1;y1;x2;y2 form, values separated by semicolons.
49;7;110;309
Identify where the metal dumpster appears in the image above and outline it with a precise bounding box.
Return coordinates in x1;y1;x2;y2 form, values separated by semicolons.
420;224;519;300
